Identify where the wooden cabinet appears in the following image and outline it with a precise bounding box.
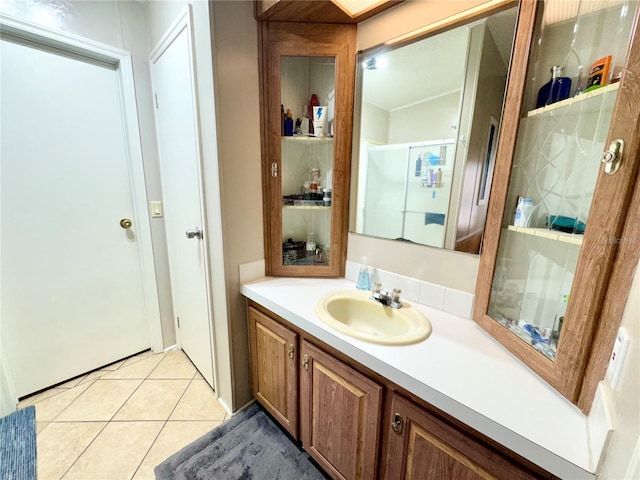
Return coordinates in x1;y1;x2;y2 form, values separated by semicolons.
474;0;640;412
247;301;551;480
247;306;298;438
382;393;550;480
300;340;382;480
258;21;356;277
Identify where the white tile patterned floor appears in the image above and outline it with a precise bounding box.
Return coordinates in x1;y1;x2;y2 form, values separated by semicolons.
17;349;228;480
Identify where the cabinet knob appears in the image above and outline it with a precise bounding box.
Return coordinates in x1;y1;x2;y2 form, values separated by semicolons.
302;354;309;371
392;413;403;434
601;139;623;175
288;344;294;360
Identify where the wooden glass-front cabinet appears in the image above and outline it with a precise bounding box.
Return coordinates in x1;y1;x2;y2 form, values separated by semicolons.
474;0;640;411
259;22;356;277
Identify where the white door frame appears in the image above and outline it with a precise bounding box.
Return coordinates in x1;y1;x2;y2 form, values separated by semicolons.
0;13;164;357
150;6;218;394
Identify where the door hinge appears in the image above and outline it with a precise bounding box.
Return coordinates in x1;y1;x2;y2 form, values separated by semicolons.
155;93;159;109
176;316;180;328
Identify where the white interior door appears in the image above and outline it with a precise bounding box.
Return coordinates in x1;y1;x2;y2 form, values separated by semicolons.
1;36;151;397
151;13;215;388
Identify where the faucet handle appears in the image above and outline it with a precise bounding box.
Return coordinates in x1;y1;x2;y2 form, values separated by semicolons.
391;288;402;303
373;282;382;294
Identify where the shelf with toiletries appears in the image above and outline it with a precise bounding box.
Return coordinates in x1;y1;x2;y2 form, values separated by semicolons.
505;225;583;246
474;0;640;412
260;21;355;277
526;82;619;118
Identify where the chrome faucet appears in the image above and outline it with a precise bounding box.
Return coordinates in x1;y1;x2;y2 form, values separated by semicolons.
370;283;403;309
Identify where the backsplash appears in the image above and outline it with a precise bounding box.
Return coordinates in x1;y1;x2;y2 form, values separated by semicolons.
238;258;474;319
345;260;474;319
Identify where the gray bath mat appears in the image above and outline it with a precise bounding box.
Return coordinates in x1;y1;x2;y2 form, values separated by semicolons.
0;406;37;480
155;402;328;480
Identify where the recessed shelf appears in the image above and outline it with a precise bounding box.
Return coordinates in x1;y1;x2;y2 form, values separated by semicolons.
506;225;583;245
283;205;332;211
526;82;619;118
282;135;334;144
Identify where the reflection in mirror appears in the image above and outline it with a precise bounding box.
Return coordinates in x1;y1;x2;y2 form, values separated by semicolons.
351;7;518;254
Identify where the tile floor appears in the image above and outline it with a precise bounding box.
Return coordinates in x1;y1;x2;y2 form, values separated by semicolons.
17;348;229;480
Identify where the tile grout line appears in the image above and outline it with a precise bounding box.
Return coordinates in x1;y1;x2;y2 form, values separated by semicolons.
52;351;162;479
129;359;198;479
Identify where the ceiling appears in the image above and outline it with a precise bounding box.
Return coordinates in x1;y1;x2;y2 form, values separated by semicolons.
362;7;518;112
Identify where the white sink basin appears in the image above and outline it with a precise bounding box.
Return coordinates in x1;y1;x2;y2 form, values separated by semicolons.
315;290;432;345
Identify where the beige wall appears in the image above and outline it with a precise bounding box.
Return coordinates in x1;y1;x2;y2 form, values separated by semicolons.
211;0;264;410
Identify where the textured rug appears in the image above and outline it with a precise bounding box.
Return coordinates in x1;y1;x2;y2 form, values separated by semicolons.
155;402;327;480
0;406;37;480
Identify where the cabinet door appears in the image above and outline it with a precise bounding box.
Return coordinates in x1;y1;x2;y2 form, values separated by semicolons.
260;22;356;277
382;394;549;480
248;306;298;438
300;340;382;480
474;0;640;410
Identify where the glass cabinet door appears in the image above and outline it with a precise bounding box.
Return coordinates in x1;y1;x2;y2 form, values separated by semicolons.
261;22;355;277
280;56;335;268
474;0;640;408
488;0;637;359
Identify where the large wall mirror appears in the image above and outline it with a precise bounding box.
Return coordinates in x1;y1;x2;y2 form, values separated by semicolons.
350;6;518;254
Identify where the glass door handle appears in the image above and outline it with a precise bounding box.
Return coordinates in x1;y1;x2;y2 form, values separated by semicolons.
601;139;623;175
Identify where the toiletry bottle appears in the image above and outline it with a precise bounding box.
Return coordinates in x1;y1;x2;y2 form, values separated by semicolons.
415;154;422;177
310;168;320;193
284;109;294;136
536;66;572;108
301;105;310;135
306;231;316;258
356;256;371;291
435;168;442;187
280;104;285;136
308;94;319;135
514;197;534;227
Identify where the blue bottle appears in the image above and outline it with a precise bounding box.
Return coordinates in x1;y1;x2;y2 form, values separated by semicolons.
284;109;294;136
536;66;572;108
356;256;371;291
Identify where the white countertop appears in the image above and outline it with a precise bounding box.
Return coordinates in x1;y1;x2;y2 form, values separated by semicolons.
241;276;595;479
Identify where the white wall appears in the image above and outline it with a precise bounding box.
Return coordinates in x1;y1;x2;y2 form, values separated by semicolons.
388;92;461;144
597;260;640;479
361;101;390;144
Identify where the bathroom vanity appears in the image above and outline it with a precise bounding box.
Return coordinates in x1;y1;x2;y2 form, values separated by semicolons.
242;277;596;480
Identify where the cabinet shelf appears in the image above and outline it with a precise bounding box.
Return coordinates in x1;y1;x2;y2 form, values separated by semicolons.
282;135;334;144
506;225;583;245
526;82;619;118
283;205;331;211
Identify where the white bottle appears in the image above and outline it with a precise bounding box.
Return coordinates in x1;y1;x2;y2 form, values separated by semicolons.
514;198;534;227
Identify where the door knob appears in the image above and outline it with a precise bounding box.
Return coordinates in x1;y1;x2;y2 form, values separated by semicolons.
185;227;203;239
120;218;133;229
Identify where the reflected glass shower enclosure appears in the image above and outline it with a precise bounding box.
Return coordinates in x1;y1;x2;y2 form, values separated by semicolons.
360;140;455;248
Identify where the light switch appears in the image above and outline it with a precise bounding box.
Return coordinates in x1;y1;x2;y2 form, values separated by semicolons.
150;201;163;218
605;327;630;390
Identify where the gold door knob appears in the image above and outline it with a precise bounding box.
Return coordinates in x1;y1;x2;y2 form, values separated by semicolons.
120;218;133;229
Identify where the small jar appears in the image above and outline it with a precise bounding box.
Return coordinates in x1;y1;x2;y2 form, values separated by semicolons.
323;188;332;206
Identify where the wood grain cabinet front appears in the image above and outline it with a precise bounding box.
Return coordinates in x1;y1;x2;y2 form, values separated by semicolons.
381;393;553;480
248;306;299;439
300;340;383;480
246;301;554;480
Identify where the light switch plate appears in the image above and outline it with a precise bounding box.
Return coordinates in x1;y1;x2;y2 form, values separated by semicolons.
605;326;630;390
150;201;163;218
